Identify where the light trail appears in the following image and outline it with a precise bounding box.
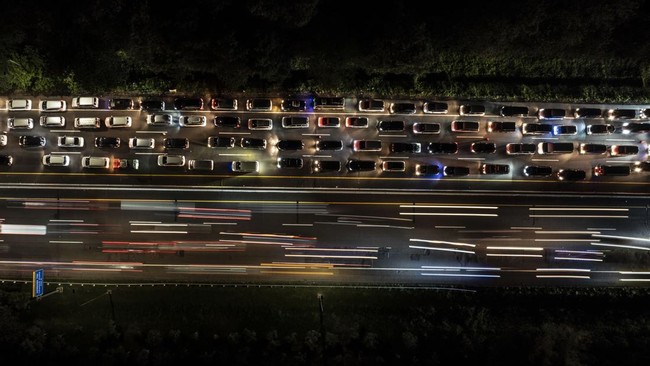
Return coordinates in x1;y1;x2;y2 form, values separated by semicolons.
408;245;475;254
409;238;476;248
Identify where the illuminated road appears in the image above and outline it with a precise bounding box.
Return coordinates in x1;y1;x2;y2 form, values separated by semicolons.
0;184;649;286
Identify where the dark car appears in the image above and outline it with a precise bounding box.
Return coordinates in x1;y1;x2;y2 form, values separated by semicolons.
164;137;189;149
94;136;120;148
553;125;578;135
412;122;441;134
140;100;165;111
109;98;134;110
506;143;536;155
481;164;510;175
586;124;614;134
593;165;631;177
358;99;385;112
579;143;608;155
240;138;267;149
314;97;345;110
415;164;440;176
557;169;586;181
608;108;637;120
427;142;458;154
423;101;448;114
574;108;602;118
522;123;554;134
277;139;304;151
173;97;203;110
538;142;574;154
500;105;529;117
451;120;480;132
610;145;639;156
633;161;650;173
345;117;369;128
622;122;650;134
523;165;553;177
487;121;517;132
312;160;342;172
315;140;343;151
208;136;235;148
471;142;497;154
377;120;405;132
443;166;470;176
19;135;46;147
389;102;417;114
538;108;566;120
210;97;238;110
277;157;303;169
246;98;272;111
0;154;13;166
317;117;341;128
390;142;421;153
214;116;241;128
281;99;308;111
459;104;486;116
347;159;376;172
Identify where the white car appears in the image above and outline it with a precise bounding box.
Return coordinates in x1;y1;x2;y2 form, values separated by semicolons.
157;154;185;166
0;134;7;146
74;117;101;129
71;97;99;108
129;137;155;149
40;100;66;112
57;136;84;148
231;161;259;173
8;117;34;130
8;99;32;111
105;116;132;128
39;116;65;127
147;114;173;126
179;115;207;127
42;154;70;167
81;156;110;169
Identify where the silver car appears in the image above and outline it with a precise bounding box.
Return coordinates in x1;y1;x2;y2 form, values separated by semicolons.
147;114;173;126
81;156;110;169
129;137;155;149
8;117;34;130
58;136;85;148
42;154;70;167
179;115;207;127
157;154;185;166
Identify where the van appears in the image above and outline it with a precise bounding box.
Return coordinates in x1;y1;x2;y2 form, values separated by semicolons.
75;117;101;129
537;142;574;154
281;116;309;129
593;165;631;177
72;97;99;108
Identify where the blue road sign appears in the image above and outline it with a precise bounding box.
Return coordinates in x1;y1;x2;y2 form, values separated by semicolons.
32;269;44;297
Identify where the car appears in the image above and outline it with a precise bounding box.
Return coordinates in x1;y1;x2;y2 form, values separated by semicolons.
610;145;639;156
42;154;70;167
207;136;236;148
147;114;173;126
537;108;566;120
633;161;650;173
95;136;120;148
311;160;341;172
39;116;65;128
641;109;650;119
390;142;421;153
459;104;485;116
8;117;34;130
248;118;273;130
231;161;259;173
0;155;13;166
71;97;99;108
140;100;165;111
281;116;309;128
607;108;636;120
8;99;32;111
246;98;272;111
113;158;140;170
347;159;376;172
314;97;345;110
0;134;6;146
552;125;578;135
277;139;304;151
481;163;510;175
523;165;553;177
423;101;448;114
40;99;66;112
451;120;480;132
389;102;416;114
109;98;134;110
129;137;155;149
104;116;133;128
537;142;574;154
210;97;238;110
173;97;203;110
579;143;608;155
415;164;441;176
427;142;458;154
315;140;343;151
157;154;185;167
522;123;554;135
358;99;385;112
506;143;536;155
179;115;207;127
586;124;614;135
353;140;382;152
382;160;406;172
593;165;630;177
76;117;101;129
443;166;470;176
377;120;405;132
317;117;340;128
82;156;111;169
412;122;441;134
57;136;84;148
345;117;369;128
487;121;517;132
500;105;529;117
19;135;46;148
240;137;267;149
214;116;241;128
471;142;497;154
188;159;214;171
622;122;650;134
574;108;602;118
277;157;303;169
281;99;308;111
557;169;586;181
163;137;189;149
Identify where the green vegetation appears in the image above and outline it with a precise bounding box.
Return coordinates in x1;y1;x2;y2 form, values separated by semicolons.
1;0;650;102
1;283;648;365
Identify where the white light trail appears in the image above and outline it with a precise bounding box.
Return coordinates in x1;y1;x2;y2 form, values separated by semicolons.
421;273;500;278
534;230;600;234
592;234;650;243
486;254;543;258
421;266;501;271
486;246;544;251
590;242;650;251
536;268;591;272
536;275;590;279
408;245;475;254
284;247;378;253
400;205;498;210
529;207;628;211
400;212;498;217
410;238;476;248
284;254;377;259
553;257;603;262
